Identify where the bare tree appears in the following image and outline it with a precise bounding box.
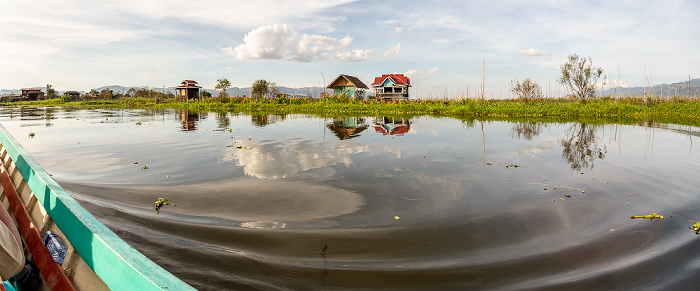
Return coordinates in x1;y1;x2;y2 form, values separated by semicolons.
268;82;280;98
558;54;605;99
510;78;542;100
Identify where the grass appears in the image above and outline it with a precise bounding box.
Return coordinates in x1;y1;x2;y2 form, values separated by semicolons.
3;96;700;126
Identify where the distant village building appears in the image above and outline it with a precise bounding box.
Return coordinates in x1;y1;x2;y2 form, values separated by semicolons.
176;80;201;101
63;91;81;100
326;74;368;99
371;74;411;101
20;88;45;101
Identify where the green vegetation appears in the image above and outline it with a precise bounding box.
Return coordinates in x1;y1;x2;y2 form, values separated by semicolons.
4;95;699;126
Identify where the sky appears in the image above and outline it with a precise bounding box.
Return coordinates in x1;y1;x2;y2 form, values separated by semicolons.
1;0;699;98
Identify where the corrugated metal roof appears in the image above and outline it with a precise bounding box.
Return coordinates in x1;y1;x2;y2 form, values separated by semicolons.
371;74;411;86
326;74;369;89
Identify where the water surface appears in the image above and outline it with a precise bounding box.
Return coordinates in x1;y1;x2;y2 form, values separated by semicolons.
1;107;699;290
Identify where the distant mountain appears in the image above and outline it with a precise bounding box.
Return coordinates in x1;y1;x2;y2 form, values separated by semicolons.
94;85;330;98
601;78;700;97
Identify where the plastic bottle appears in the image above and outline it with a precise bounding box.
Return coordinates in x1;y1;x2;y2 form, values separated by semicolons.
43;231;68;264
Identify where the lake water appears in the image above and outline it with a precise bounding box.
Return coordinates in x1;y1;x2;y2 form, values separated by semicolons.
1;107;699;290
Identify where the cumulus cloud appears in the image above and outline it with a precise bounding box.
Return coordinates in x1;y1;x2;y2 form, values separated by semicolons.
519;48;550;57
383;43;402;58
222;24;372;62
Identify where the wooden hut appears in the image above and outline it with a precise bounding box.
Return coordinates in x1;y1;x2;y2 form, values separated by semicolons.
63;91;81;100
20;88;45;101
176;80;201;101
371;74;411;101
326;74;368;99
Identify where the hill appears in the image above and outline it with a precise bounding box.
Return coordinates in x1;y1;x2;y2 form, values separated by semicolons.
601;78;700;97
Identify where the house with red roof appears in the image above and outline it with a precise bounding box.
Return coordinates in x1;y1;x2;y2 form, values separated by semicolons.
371;74;411;100
176;80;201;101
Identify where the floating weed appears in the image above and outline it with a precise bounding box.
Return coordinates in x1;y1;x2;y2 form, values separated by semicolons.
236;146;252;149
691;221;700;234
136;121;142;125
142;165;149;170
506;164;521;168
28;132;35;138
154;197;176;214
631;211;664;221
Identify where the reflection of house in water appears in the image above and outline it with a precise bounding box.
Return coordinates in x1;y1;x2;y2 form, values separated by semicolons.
372;117;411;136
179;110;200;131
251;114;285;127
326;117;368;140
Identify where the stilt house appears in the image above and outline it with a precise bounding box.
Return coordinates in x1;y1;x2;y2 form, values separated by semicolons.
326;74;368;99
20;88;45;101
176;80;201;101
371;74;411;100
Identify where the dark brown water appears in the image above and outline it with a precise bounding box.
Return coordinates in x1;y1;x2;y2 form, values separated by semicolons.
1;107;699;290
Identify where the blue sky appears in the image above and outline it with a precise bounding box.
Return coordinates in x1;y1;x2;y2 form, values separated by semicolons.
1;0;698;98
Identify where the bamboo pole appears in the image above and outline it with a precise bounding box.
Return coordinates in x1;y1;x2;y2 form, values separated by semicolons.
481;58;485;101
617;64;620;99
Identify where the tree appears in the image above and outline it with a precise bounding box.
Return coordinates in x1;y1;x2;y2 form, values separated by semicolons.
45;84;57;99
100;88;114;100
215;77;231;97
199;90;212;98
558;53;605;99
252;79;269;100
268;82;280;98
510;78;542;100
126;88;136;97
88;88;99;97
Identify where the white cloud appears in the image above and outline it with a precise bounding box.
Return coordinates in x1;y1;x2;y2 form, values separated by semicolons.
403;67;439;81
222;24;372;62
383;43;402;58
519;48;550;57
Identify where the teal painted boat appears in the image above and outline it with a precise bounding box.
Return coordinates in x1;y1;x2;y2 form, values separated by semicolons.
0;123;194;290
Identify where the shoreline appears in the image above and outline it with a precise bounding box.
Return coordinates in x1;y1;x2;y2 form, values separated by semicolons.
2;96;700;127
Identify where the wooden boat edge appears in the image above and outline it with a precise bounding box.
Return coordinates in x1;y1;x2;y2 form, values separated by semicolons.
0;123;194;290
